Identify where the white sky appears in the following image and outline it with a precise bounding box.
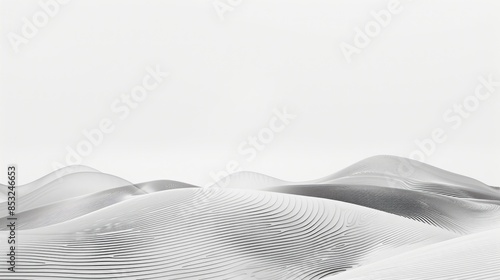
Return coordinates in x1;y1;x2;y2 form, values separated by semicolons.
1;0;499;186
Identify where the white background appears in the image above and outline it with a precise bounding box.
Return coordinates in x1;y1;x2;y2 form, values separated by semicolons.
1;0;499;186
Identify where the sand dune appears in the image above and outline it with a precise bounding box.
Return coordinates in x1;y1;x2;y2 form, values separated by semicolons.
324;228;500;280
0;171;135;213
0;165;99;202
0;156;498;279
0;188;456;279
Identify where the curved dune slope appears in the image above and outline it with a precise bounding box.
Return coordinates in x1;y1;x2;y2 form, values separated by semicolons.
0;171;135;214
0;188;455;279
266;184;500;234
0;180;199;230
0;165;99;201
319;155;500;199
324;228;500;280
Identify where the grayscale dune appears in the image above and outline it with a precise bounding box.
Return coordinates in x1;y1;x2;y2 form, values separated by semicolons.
218;156;500;202
0;180;200;230
0;188;456;279
321;155;491;189
0;156;498;279
0;171;135;213
136;180;199;193
318;155;500;200
265;184;500;234
323;228;500;280
0;165;99;202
